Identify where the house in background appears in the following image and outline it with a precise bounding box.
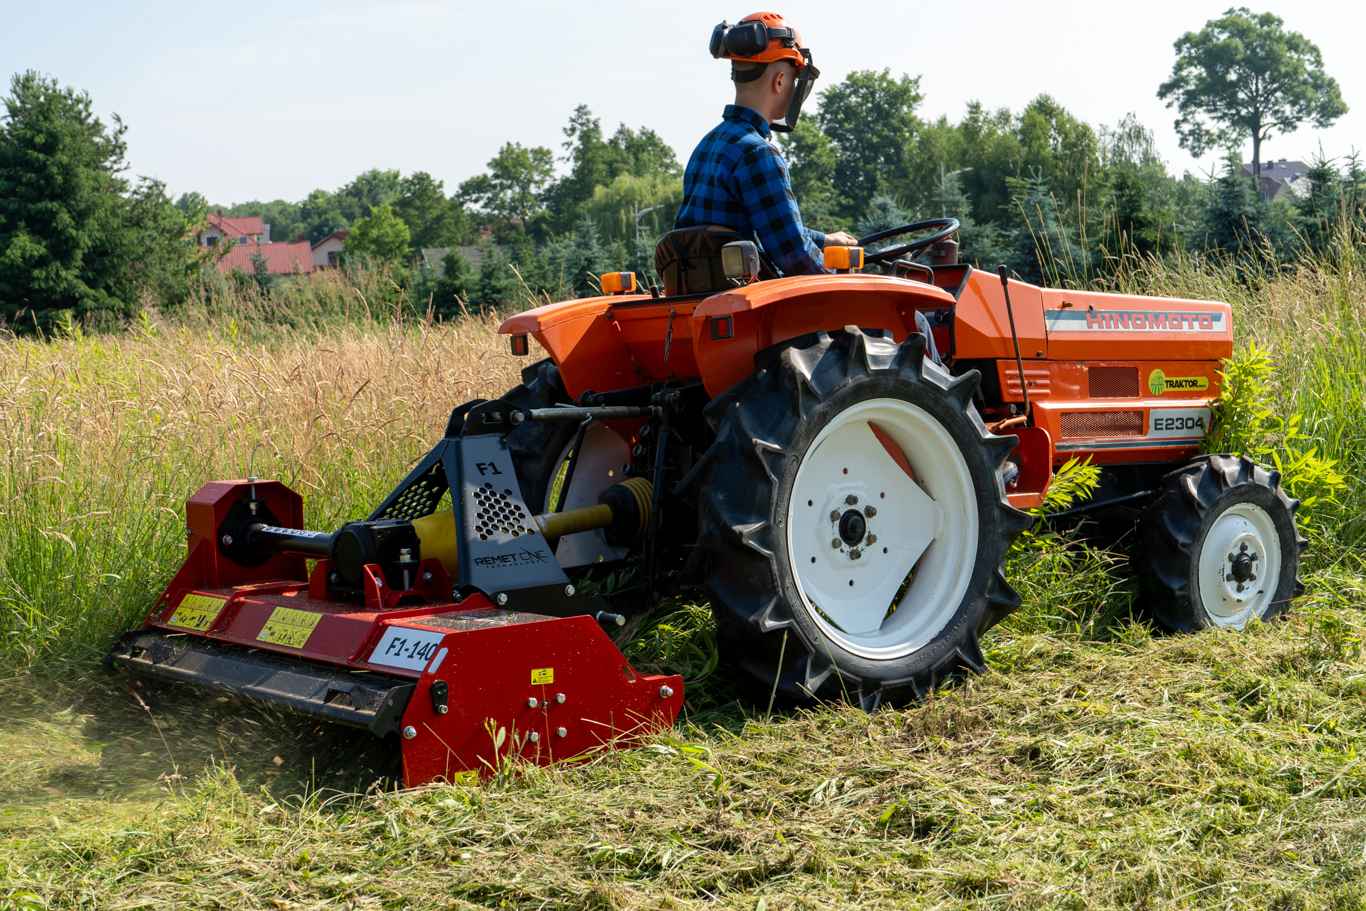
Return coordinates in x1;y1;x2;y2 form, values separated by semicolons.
198;212;270;248
1243;160;1311;201
216;241;314;277
311;229;349;268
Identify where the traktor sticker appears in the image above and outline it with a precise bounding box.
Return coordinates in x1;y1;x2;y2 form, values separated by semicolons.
1045;309;1225;333
1147;369;1210;396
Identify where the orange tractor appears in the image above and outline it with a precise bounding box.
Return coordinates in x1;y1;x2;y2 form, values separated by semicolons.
110;220;1304;784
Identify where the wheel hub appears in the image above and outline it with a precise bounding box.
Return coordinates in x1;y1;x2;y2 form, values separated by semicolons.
838;509;868;547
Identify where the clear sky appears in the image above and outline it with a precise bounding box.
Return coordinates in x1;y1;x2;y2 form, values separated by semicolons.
2;0;1362;204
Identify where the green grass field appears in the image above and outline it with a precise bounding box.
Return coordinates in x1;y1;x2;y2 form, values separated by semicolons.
1;248;1364;910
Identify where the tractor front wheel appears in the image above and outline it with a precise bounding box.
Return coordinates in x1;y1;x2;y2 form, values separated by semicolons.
1137;455;1306;632
694;328;1032;709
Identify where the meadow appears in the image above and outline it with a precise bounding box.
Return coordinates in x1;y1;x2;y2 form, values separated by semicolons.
1;247;1364;910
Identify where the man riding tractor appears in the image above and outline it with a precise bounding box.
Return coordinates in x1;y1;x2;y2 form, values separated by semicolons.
672;12;856;280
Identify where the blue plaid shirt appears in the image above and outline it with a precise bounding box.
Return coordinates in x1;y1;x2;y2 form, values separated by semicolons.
675;105;827;276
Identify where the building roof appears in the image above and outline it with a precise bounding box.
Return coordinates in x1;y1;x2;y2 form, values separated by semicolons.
217;241;315;276
1242;159;1310;183
311;229;349;250
206;212;266;238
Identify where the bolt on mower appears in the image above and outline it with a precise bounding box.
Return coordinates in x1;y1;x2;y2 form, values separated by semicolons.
110;219;1306;786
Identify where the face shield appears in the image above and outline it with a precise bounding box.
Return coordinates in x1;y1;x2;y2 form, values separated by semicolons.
770;49;819;134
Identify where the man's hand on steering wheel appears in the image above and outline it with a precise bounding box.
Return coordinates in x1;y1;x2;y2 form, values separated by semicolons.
823;231;858;247
857;218;960;266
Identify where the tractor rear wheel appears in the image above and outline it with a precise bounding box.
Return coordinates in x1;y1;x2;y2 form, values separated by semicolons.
1137;455;1305;632
694;328;1032;709
499;359;578;510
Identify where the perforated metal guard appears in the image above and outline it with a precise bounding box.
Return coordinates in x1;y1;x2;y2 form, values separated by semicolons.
377;461;448;520
1060;410;1144;439
1088;366;1139;398
472;482;535;542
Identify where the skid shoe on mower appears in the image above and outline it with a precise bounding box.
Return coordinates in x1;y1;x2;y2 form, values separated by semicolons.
110;467;682;787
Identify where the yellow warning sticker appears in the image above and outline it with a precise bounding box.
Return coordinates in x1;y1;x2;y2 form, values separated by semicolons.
1148;369;1210;396
530;667;554;686
167;593;226;632
257;606;323;649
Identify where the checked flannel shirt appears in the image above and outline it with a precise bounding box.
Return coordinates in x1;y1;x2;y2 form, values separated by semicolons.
674;105;827;276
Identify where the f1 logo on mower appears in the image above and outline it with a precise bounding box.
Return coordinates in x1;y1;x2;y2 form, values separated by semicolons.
475;462;504;476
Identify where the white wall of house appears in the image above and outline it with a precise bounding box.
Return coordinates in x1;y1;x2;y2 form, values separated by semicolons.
312;236;345;268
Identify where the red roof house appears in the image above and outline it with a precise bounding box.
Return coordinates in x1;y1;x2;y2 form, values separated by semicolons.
199;212;269;247
216;241;315;276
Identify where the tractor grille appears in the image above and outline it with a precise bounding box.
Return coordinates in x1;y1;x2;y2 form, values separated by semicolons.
1060;410;1144;440
1088;366;1139;398
379;462;447;520
473;482;535;541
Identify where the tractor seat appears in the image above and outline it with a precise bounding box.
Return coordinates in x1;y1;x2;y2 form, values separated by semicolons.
654;225;775;296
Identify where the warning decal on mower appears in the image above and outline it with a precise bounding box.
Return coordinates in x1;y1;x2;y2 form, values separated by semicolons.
531;667;554;685
368;625;446;672
167;593;225;632
256;606;324;649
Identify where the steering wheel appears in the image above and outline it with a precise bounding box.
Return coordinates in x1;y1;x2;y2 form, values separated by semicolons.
857;217;961;266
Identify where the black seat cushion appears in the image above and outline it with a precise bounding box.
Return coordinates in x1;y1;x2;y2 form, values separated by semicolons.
654;225;756;296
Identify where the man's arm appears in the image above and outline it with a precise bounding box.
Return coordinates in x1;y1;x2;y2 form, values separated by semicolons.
734;143;827;276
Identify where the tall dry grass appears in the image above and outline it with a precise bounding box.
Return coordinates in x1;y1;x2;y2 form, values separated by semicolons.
0;314;523;667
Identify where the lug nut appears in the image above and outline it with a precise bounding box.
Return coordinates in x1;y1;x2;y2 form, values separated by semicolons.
830;510;841;523
402;725;417;740
864;505;877;518
659;685;675;699
850;548;862;560
845;494;859;506
831;538;842;549
866;534;877;545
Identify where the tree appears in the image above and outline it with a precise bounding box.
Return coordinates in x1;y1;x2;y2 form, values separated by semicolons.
816;70;923;220
393;171;468;252
346;202;411;264
299;189;347;245
458;142;555;234
0;71;137;329
780;117;844;231
1158;7;1347;185
1016;95;1099;211
335;168;402;222
1200;153;1269;255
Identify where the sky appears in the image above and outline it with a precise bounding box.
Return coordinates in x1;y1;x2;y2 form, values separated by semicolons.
2;0;1363;205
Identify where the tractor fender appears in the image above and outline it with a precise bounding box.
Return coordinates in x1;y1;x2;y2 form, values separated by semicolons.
499;294;655;399
689;275;957;398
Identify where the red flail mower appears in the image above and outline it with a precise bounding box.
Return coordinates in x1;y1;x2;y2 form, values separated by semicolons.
110;221;1305;786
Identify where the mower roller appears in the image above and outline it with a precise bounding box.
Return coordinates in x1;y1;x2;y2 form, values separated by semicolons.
110;218;1306;785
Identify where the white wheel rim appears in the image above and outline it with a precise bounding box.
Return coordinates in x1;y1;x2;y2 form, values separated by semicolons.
785;397;979;660
1197;502;1282;628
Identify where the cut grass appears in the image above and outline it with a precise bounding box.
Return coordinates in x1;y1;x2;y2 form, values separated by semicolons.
2;247;1365;909
4;582;1366;909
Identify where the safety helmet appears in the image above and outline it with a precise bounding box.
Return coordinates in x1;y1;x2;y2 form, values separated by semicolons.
709;11;820;133
709;12;809;70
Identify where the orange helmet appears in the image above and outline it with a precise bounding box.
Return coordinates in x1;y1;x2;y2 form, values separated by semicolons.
709;12;810;70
